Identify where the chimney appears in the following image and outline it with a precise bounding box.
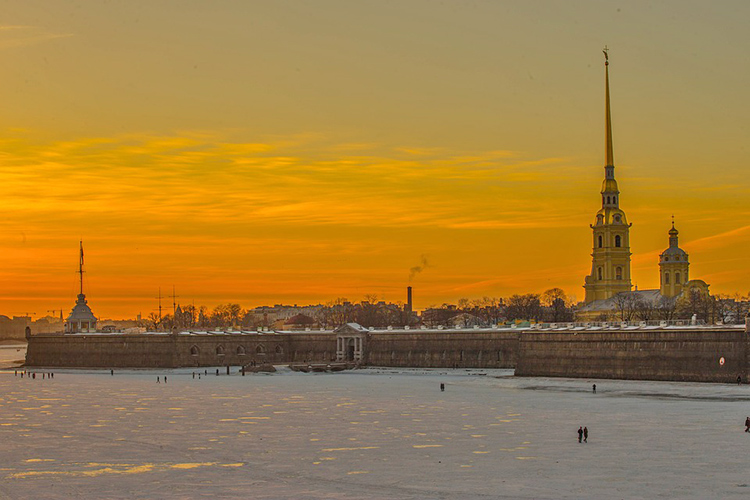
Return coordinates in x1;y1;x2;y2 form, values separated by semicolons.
405;286;413;314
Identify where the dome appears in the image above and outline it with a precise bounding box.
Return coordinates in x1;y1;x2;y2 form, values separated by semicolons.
661;246;688;259
66;294;97;322
595;207;628;225
601;178;619;194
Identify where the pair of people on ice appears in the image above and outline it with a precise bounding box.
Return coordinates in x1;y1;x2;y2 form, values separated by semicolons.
577;426;588;443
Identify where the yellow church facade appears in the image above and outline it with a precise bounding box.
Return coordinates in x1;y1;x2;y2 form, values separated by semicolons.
577;51;709;321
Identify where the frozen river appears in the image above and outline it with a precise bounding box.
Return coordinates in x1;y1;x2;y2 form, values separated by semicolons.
1;365;750;499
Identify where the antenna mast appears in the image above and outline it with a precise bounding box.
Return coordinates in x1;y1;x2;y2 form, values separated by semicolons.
79;240;85;295
171;285;179;317
156;287;163;323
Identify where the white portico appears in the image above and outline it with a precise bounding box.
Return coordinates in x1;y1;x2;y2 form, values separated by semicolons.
335;323;368;362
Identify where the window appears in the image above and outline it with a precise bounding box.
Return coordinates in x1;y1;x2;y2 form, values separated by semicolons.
275;345;283;355
676;272;681;284
613;196;617;204
216;345;225;356
597;267;603;280
615;235;621;248
190;345;199;356
665;272;670;284
256;345;266;355
598;235;603;248
236;345;246;356
607;196;611;204
616;267;622;280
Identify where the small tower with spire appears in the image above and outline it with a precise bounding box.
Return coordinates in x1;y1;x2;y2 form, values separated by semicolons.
65;240;98;333
659;217;690;298
584;48;633;303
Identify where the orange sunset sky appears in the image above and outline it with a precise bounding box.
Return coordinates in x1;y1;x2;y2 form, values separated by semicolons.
2;1;749;318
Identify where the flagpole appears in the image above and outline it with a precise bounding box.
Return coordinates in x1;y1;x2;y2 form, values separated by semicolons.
79;240;84;296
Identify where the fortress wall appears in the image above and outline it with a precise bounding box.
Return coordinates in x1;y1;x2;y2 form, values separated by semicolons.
365;331;519;368
25;334;179;368
25;333;337;368
26;327;748;384
515;329;748;383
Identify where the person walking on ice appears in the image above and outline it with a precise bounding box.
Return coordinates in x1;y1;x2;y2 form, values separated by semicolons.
592;384;596;394
578;427;583;443
744;417;750;433
583;427;588;443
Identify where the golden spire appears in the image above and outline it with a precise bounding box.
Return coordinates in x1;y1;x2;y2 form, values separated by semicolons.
603;46;614;167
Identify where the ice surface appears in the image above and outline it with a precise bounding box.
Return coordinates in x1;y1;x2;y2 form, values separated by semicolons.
2;363;750;499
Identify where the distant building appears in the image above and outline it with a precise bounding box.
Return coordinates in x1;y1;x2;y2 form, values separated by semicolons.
0;315;32;341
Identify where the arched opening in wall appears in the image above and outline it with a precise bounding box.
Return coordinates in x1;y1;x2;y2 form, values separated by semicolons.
497;351;502;363
616;267;622;280
676;272;681;284
293;350;298;361
275;345;283;355
216;345;225;356
460;350;464;362
597;267;603;280
598;235;603;248
615;235;621;248
308;350;313;361
236;345;246;356
478;350;483;362
256;345;266;356
441;350;447;360
190;345;199;357
607;196;611;204
665;272;670;284
424;350;429;361
613;196;617;204
407;350;412;360
391;351;396;361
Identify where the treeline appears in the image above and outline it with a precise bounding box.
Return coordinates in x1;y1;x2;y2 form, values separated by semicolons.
139;288;750;331
609;290;748;324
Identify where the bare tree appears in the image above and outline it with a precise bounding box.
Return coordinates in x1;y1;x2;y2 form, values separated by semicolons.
612;292;639;322
656;296;677;321
541;288;573;322
505;294;542;322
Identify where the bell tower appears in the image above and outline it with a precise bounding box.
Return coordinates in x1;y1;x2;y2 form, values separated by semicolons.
659;219;689;298
584;48;633;303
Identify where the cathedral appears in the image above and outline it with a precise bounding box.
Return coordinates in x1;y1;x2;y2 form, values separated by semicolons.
576;51;709;321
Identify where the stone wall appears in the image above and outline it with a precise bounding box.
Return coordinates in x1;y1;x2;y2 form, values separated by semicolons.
26;326;750;384
515;328;749;383
25;329;519;369
365;330;518;368
25;332;337;368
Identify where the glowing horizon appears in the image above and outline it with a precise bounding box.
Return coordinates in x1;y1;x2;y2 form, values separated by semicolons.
2;2;749;319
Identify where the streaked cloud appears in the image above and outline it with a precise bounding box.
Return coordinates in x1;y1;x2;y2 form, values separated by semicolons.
0;25;73;50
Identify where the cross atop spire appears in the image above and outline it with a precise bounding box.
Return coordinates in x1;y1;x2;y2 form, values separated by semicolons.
604;47;614;168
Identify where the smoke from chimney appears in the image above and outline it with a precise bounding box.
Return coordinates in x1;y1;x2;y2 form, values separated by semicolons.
408;255;431;282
